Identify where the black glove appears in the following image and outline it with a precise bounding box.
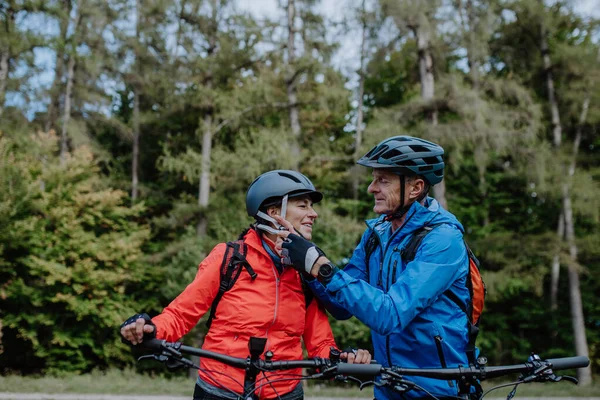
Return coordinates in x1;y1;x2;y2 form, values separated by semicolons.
281;233;326;274
120;313;156;345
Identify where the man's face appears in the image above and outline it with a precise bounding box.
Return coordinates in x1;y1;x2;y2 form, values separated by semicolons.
367;170;402;215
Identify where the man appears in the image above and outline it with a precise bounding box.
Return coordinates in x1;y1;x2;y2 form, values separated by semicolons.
275;137;473;399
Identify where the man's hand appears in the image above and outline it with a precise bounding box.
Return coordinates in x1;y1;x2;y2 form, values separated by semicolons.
273;215;330;276
120;313;156;345
281;233;325;275
340;348;372;364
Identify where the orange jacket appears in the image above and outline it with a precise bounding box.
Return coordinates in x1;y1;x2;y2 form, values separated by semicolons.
152;228;337;399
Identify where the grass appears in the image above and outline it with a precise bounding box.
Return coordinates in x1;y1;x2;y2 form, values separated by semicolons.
0;370;599;397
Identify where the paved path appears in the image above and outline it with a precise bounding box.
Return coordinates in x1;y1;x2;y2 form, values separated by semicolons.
1;394;599;400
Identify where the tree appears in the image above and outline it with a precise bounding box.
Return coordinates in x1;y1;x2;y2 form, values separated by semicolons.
44;0;72;133
536;2;594;384
0;1;44;120
380;0;449;208
0;131;152;373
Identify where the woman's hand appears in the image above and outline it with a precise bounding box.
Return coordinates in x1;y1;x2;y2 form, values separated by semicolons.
340;348;372;364
120;313;156;345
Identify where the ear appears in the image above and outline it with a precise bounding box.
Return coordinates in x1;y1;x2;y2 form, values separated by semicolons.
408;178;425;201
267;205;281;217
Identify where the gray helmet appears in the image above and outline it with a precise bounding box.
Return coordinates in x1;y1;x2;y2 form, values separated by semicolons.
246;170;323;217
357;136;444;185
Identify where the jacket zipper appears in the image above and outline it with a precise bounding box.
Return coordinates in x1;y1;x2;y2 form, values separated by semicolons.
385;253;399;368
265;266;280;337
391;259;398;284
261;264;280;398
377;260;383;287
435;335;455;387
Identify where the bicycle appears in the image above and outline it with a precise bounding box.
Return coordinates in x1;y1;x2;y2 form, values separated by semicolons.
137;337;590;400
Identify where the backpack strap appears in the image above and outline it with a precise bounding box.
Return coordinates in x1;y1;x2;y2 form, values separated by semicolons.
301;274;314;308
206;240;257;328
364;229;379;283
400;224;441;262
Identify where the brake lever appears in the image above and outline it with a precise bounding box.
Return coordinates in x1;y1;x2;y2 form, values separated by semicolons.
556;375;579;384
376;372;416;395
520;353;579;385
137;348;199;371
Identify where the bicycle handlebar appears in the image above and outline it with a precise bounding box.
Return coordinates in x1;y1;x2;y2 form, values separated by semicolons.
336;356;589;380
142;338;333;371
546;357;590;371
143;338;589;382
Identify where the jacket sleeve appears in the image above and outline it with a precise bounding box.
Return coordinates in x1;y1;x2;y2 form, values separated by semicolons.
325;225;468;336
306;279;352;320
306;229;372;321
302;296;337;359
151;243;226;341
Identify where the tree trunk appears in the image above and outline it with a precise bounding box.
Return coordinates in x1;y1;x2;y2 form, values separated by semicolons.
550;211;564;311
196;1;218;237
562;183;592;385
60;54;75;164
465;0;479;91
411;20;447;209
131;90;140;201
352;0;367;200
131;0;141;202
561;94;591;384
0;50;8;119
45;0;71;133
0;3;14;119
59;3;81;164
286;0;301;166
413;25;437;125
540;10;591;380
540;24;561;147
197;113;212;236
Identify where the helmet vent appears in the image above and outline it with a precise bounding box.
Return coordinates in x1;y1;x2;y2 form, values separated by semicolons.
277;172;302;183
423;157;441;164
382;149;402;159
409;145;431;153
370;145;389;160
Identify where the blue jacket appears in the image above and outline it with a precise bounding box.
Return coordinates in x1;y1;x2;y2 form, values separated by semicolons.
309;197;470;399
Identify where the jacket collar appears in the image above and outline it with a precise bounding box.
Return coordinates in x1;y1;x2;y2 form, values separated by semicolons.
243;227;273;260
365;197;460;246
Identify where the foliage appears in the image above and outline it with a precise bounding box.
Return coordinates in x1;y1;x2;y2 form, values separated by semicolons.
0;132;153;373
0;0;598;381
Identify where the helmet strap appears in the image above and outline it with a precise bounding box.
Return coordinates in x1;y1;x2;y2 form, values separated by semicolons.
280;194;288;220
255;194;289;235
384;175;411;221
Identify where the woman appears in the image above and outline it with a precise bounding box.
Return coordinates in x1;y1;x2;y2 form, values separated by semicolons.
120;170;370;400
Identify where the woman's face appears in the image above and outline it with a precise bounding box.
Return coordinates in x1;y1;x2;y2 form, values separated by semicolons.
269;195;318;240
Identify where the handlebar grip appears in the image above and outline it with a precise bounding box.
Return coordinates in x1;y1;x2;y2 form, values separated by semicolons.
141;338;165;350
337;363;383;376
547;356;590;370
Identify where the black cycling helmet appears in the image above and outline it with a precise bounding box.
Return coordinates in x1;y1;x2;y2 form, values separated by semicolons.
246;170;323;218
357;136;444;185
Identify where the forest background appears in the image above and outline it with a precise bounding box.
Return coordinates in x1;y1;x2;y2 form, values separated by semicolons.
0;0;599;387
